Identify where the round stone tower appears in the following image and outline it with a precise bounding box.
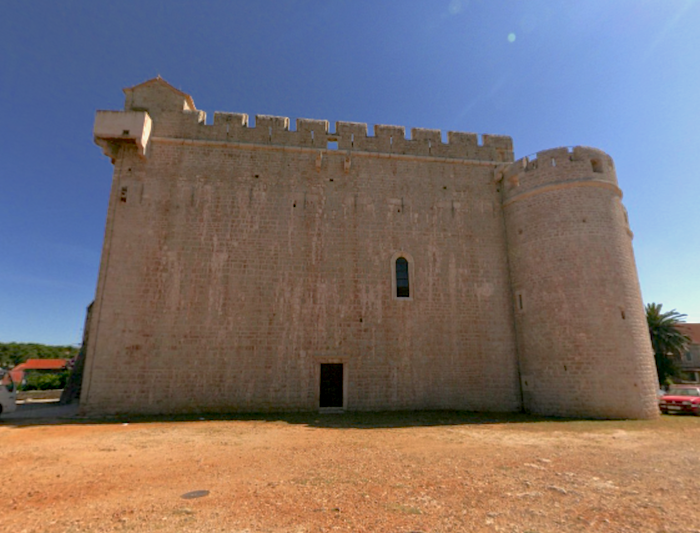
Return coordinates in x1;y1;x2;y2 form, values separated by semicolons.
501;146;658;419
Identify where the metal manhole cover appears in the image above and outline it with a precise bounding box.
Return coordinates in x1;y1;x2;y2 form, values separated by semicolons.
181;490;210;499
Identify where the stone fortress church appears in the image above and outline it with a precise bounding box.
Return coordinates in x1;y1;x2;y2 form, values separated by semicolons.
82;77;659;419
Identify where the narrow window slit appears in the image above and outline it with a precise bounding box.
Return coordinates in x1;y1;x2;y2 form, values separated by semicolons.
396;257;409;298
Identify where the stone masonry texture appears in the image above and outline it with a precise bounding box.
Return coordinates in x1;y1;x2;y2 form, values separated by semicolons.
82;77;659;419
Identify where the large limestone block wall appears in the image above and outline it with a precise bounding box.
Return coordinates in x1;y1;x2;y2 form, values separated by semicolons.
501;147;659;419
81;80;521;415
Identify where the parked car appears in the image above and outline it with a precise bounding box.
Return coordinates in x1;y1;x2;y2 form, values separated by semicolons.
658;385;700;415
0;370;18;416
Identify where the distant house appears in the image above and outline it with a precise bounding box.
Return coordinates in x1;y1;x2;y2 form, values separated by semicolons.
676;324;700;383
10;359;68;386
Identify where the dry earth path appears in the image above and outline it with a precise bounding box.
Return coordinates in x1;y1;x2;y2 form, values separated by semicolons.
1;408;699;533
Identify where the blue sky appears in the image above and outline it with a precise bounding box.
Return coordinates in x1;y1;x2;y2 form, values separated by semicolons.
1;1;698;345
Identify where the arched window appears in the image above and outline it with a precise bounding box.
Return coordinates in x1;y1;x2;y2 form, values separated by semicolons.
395;257;410;298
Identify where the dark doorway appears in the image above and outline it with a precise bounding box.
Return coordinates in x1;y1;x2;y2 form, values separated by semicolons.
319;363;344;408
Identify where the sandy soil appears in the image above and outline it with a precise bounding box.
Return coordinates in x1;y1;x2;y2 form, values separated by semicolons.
1;410;699;533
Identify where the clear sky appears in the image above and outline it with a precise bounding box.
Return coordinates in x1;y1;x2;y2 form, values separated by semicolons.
1;1;699;346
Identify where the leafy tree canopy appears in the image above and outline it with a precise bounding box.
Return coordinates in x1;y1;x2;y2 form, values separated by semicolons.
0;342;79;369
646;302;691;386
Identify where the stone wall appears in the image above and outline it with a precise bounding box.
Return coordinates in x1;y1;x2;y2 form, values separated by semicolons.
501;147;658;418
82;78;659;419
82;79;521;415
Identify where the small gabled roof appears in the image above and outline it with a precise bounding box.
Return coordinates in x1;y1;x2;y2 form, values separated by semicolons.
677;323;700;344
7;359;68;383
123;76;196;110
16;359;68;371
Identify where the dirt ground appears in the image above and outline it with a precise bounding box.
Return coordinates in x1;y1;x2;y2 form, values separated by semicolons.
2;409;699;533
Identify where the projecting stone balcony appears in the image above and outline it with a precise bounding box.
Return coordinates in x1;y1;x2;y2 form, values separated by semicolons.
94;110;152;162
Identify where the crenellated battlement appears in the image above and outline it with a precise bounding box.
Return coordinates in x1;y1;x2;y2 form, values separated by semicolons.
156;109;514;162
501;146;618;203
100;77;514;163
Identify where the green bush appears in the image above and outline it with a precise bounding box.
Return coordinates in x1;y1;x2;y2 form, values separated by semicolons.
21;371;69;391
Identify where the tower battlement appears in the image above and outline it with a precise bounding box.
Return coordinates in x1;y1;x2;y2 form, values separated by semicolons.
501;146;618;204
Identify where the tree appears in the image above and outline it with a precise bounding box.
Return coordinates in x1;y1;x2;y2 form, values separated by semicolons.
646;303;691;386
0;343;79;369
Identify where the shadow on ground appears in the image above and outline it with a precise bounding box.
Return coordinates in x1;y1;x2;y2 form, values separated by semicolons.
1;401;667;430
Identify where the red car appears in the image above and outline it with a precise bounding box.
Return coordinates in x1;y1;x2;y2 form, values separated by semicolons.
659;385;700;415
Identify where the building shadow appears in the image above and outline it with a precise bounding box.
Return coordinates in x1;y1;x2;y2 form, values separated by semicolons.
1;402;646;429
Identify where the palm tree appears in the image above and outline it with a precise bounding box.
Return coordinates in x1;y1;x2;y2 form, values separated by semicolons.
646;303;691;386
